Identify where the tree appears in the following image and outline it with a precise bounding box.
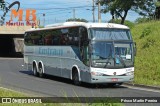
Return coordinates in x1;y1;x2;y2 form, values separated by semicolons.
155;0;160;19
0;0;5;9
98;0;155;24
66;18;88;22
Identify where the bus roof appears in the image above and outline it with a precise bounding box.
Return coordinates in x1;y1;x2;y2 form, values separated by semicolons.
26;22;129;32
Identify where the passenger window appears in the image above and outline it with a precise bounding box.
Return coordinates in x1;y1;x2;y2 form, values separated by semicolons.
68;27;79;46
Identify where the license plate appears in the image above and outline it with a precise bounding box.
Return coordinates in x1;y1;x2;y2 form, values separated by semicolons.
111;78;118;82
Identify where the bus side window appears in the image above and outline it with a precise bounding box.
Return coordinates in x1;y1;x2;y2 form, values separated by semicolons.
66;27;78;46
31;32;40;45
79;27;88;46
79;27;89;66
24;32;32;45
37;31;44;45
52;35;60;45
44;34;52;45
60;33;69;45
38;30;44;45
68;33;74;45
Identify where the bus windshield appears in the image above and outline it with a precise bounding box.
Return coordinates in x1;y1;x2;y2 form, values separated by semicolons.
91;41;134;68
90;28;132;40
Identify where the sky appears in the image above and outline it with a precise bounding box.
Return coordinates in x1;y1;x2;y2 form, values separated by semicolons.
1;0;141;26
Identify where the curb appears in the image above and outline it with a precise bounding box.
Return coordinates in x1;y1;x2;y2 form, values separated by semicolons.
123;83;160;90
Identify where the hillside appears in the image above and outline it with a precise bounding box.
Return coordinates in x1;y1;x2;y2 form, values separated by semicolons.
131;21;160;86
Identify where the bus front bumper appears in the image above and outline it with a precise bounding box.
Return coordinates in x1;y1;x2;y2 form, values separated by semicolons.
90;75;134;84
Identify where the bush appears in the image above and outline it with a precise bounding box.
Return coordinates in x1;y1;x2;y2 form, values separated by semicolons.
135;17;150;24
66;18;88;22
108;19;135;29
143;38;155;48
140;27;151;39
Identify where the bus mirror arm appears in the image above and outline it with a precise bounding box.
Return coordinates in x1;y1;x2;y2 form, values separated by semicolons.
84;40;89;45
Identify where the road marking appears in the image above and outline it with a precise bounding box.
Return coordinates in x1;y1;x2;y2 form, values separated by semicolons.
124;85;160;93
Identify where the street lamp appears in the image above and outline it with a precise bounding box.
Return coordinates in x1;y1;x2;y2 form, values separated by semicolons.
43;13;45;27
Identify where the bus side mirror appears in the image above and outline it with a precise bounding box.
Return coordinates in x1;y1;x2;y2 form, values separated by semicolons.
133;42;137;56
84;40;89;45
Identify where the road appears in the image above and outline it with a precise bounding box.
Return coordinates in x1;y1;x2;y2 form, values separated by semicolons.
0;58;160;105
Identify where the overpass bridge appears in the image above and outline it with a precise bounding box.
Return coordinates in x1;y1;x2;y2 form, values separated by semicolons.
0;26;31;57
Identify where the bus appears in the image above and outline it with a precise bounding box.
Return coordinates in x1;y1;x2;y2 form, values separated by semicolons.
24;22;136;86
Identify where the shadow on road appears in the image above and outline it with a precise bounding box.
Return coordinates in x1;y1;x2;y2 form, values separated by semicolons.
19;70;33;75
19;70;127;89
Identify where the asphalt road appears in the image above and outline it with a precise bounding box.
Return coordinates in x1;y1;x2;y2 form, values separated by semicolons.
0;58;160;106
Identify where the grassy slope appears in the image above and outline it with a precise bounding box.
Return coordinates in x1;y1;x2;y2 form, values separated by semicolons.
131;21;160;86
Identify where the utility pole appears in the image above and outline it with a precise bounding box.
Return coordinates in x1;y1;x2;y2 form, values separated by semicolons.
73;9;75;20
98;0;101;23
92;0;95;22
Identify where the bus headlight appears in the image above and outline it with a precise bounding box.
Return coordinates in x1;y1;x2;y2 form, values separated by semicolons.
91;72;104;76
126;71;134;76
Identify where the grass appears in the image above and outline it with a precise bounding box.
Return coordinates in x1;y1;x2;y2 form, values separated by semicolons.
0;88;25;97
0;88;60;106
0;88;124;106
131;20;160;86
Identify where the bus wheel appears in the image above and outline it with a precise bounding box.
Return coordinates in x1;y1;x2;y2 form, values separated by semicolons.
33;64;38;77
72;71;81;86
38;64;44;78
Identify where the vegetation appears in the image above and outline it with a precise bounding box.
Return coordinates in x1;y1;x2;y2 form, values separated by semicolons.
109;19;135;29
135;17;150;24
0;88;123;106
98;0;155;24
155;0;160;7
66;18;88;22
131;20;160;86
0;88;59;106
0;88;25;97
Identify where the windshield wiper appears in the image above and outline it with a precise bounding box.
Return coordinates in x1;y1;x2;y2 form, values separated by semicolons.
103;57;114;68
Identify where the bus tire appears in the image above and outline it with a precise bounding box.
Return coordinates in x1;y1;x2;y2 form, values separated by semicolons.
38;63;44;78
72;69;81;86
33;63;38;77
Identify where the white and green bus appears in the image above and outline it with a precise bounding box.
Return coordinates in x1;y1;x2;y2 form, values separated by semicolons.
24;22;136;86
